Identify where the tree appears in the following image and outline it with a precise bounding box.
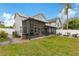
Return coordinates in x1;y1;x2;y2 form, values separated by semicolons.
0;21;5;28
59;3;73;29
0;20;4;24
64;3;73;29
64;17;79;29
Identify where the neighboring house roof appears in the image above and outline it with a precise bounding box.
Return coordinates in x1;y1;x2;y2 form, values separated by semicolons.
45;24;57;27
33;13;47;22
46;17;62;28
14;13;47;23
47;17;62;24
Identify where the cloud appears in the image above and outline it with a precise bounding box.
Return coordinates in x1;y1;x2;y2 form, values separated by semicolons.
0;13;14;26
2;13;11;19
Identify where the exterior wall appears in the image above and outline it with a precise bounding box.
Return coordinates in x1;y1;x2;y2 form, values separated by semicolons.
50;23;56;27
47;27;56;34
56;19;62;29
51;27;56;34
14;13;26;36
22;20;30;34
48;27;52;33
22;18;45;36
46;19;62;29
32;20;45;35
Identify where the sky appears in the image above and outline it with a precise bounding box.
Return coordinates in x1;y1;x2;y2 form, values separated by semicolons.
0;3;79;26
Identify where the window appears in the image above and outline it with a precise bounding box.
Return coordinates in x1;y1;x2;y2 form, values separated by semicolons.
35;28;36;32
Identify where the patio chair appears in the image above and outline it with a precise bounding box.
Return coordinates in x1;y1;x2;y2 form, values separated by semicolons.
72;33;78;37
57;32;62;36
63;32;70;36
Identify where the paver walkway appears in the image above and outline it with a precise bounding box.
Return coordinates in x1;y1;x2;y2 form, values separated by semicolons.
0;41;10;45
0;35;53;45
12;35;47;44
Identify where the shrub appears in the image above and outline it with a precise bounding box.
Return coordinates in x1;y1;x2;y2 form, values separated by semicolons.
0;38;8;42
0;30;8;42
63;18;79;29
12;31;20;38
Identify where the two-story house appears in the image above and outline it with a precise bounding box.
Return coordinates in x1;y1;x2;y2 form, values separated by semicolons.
14;13;62;38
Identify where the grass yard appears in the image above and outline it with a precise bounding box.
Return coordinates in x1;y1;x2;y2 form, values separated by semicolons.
0;35;79;56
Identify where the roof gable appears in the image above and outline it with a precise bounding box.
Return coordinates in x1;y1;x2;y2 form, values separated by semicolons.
33;13;47;22
48;17;61;24
14;13;47;22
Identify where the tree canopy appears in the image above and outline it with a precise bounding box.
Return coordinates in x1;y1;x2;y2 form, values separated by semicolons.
64;17;79;29
0;20;13;28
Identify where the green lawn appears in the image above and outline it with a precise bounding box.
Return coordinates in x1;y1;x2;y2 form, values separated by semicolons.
0;35;79;56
